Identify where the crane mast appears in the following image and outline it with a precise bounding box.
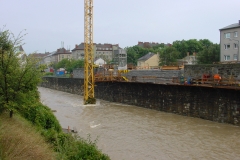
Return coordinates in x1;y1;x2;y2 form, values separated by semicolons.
84;0;95;104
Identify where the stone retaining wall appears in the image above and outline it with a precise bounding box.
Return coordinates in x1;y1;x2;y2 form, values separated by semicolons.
41;77;240;126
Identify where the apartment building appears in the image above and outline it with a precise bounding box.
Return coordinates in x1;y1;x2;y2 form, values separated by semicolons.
219;20;240;62
71;43;120;62
51;48;71;63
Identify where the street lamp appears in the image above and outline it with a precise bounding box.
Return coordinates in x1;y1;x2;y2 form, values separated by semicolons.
228;38;239;61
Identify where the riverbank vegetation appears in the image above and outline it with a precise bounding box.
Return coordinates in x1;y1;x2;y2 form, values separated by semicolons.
0;29;110;159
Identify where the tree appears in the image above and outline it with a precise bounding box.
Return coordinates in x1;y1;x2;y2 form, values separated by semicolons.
197;43;220;64
172;40;189;59
56;58;69;69
185;39;203;55
55;58;84;73
199;39;213;48
159;46;180;66
0;29;43;117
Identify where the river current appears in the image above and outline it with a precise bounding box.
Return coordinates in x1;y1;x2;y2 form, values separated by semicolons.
39;87;240;160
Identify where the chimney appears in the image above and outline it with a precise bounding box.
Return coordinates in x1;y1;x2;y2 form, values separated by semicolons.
187;52;189;56
75;44;78;48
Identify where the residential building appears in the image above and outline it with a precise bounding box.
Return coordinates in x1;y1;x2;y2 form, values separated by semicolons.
219;20;240;62
71;43;121;62
113;48;127;70
137;52;159;69
42;51;56;66
51;48;71;63
28;52;50;65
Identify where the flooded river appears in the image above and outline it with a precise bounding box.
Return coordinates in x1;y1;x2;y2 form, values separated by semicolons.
39;87;240;160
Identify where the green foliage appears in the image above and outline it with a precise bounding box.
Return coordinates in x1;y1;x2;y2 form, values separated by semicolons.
55;59;84;73
44;72;54;76
199;39;213;48
0;29;44;114
197;43;220;64
21;102;61;132
55;134;110;160
172;40;189;59
159;46;180;65
126;39;219;65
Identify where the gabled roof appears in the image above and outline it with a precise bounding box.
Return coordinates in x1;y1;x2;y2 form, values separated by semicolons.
72;43;84;51
219;22;240;30
138;52;156;61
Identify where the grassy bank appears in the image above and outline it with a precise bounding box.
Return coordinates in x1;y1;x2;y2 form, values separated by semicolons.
0;113;56;160
0;103;110;160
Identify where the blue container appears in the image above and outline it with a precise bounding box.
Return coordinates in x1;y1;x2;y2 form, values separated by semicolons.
57;71;65;76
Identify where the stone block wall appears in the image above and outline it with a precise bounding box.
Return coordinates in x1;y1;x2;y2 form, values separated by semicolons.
41;77;240;125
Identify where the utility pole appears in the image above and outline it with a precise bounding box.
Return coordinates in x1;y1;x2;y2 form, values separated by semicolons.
84;0;95;104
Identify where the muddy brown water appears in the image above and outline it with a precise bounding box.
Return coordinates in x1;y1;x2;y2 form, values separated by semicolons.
39;87;240;160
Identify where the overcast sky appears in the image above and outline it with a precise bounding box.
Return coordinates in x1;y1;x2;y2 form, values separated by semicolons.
1;0;239;54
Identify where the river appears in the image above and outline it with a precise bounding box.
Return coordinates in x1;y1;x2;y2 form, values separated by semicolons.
39;87;240;160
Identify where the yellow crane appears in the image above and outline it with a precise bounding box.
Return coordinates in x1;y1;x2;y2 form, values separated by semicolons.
84;0;95;104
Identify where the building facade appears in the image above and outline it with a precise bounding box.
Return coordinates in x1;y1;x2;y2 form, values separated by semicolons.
51;48;71;63
137;52;159;69
113;48;127;70
219;20;240;62
71;43;121;63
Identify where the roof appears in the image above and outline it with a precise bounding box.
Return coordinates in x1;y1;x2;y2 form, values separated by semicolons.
72;43;120;51
29;52;50;58
219;22;240;30
138;52;156;61
18;45;24;52
52;48;71;55
72;43;84;51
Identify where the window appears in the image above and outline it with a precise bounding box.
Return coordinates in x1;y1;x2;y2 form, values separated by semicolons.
234;54;238;60
225;33;230;38
224;44;230;49
234;32;238;37
234;43;238;49
224;55;230;61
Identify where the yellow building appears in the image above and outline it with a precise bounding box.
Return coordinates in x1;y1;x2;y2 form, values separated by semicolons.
137;52;159;69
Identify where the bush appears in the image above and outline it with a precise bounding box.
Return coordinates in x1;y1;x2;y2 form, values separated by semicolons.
18;103;110;159
21;103;61;132
44;72;54;76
